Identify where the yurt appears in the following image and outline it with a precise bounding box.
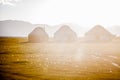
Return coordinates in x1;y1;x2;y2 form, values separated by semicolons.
54;25;77;42
28;27;49;43
84;25;114;42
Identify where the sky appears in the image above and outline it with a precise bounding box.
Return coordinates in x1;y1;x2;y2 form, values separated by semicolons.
0;0;120;36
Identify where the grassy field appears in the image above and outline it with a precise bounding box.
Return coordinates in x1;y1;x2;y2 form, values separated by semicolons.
0;37;120;80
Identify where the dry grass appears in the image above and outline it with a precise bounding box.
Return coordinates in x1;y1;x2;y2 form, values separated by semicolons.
0;37;120;80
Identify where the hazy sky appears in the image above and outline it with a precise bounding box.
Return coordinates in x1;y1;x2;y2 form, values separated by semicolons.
0;0;120;36
1;0;120;26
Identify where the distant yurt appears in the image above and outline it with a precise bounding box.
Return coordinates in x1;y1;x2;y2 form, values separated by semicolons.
84;25;114;42
54;25;77;42
28;27;49;43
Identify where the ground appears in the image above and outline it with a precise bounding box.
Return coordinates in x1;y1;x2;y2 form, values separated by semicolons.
0;37;120;80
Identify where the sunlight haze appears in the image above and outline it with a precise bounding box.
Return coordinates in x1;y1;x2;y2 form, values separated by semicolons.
0;0;120;36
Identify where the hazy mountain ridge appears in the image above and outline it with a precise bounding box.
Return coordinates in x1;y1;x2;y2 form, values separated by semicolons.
0;20;34;37
107;26;120;36
0;20;120;37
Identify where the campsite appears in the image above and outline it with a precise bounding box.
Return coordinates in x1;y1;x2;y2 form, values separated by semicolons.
1;0;120;79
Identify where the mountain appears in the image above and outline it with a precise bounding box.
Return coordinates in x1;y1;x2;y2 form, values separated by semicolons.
107;26;120;36
1;20;119;37
0;20;35;37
